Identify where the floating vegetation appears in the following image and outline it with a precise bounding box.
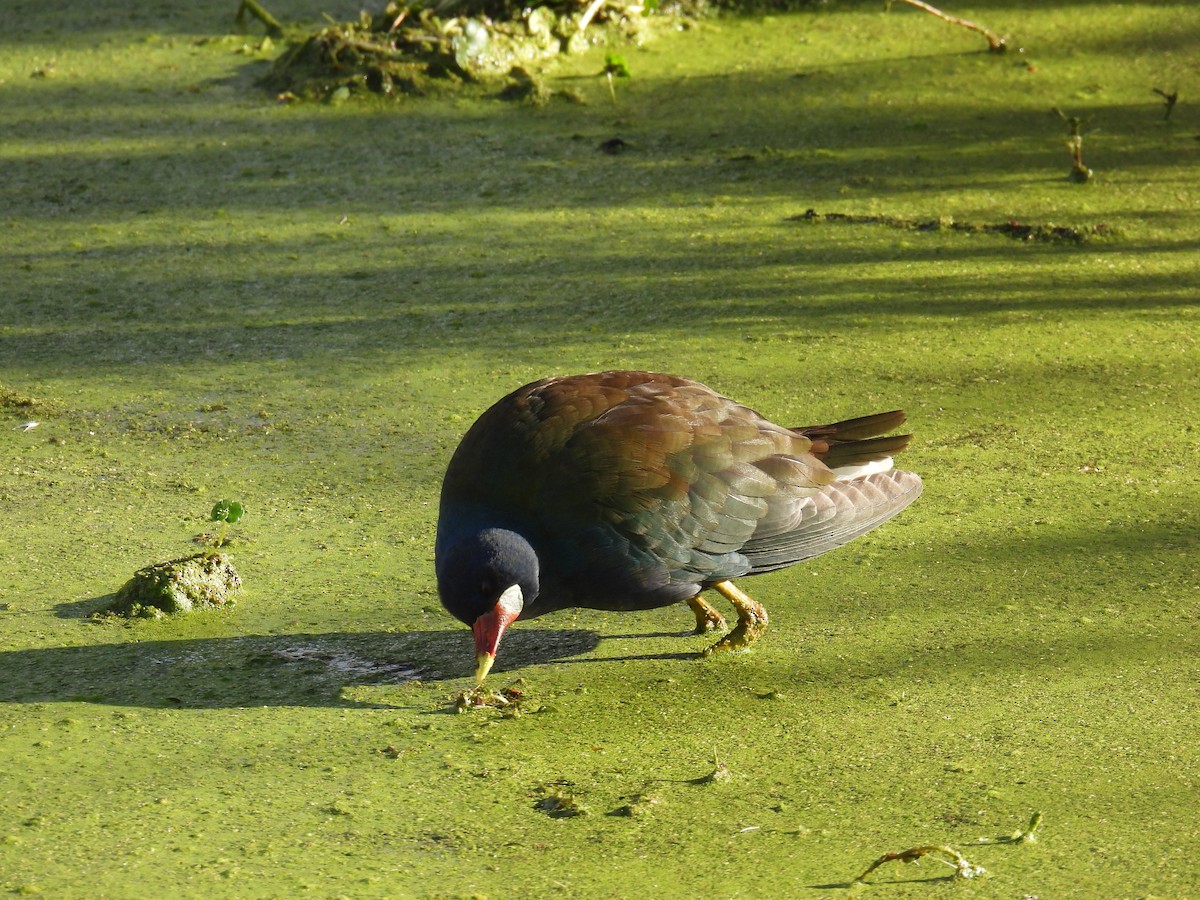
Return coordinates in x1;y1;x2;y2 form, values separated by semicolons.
602;51;631;102
102;553;241;619
791;209;1115;243
974;810;1044;845
204;499;246;556
2;386;62;418
257;0;678;102
535;788;589;817
1;387;41;410
453;679;530;714
250;0;1005;102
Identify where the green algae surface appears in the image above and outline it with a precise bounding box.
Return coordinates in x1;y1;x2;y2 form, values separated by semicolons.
2;1;1199;896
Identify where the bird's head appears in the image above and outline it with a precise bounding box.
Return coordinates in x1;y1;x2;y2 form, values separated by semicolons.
435;527;539;683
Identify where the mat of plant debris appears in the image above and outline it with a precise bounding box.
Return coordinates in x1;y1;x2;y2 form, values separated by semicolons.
253;0;687;101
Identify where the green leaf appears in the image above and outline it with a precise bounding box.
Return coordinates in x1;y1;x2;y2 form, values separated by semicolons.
211;500;245;524
604;53;631;79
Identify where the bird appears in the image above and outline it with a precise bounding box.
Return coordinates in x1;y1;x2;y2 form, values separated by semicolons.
435;370;923;682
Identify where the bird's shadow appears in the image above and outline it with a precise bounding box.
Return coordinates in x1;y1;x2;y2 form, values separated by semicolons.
2;593;729;710
603;630;696;640
0;614;603;710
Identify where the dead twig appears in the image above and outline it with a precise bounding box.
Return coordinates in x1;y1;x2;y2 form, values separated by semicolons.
236;0;285;38
853;812;1042;886
887;0;1006;52
854;844;987;884
578;0;609;34
1053;107;1094;182
1152;88;1179;121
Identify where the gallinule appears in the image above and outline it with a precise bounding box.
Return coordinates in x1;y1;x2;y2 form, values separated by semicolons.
436;371;922;682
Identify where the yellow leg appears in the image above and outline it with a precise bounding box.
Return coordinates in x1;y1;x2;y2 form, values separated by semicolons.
701;580;768;656
686;595;727;634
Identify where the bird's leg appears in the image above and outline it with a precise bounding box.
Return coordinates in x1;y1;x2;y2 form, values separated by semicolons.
686;595;727;634
701;580;768;655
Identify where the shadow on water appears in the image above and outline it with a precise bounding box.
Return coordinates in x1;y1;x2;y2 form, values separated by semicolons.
4;513;1194;710
0;626;600;710
807;875;952;891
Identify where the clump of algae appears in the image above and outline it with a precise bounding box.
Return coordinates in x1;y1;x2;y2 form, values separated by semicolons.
101;553;241;619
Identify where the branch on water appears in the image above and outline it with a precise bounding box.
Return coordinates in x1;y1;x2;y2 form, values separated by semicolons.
237;0;285;38
887;0;1006;52
854;844;987;884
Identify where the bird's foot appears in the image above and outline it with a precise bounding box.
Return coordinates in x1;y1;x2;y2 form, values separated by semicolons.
687;595;727;634
700;580;768;656
702;615;767;655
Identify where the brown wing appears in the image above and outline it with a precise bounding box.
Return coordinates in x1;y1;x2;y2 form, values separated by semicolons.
526;373;836;586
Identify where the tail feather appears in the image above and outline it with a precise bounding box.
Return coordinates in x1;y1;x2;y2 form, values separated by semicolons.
794;411;913;470
795;410;907;441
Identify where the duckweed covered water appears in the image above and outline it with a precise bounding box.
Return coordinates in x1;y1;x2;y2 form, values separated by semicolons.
2;1;1199;895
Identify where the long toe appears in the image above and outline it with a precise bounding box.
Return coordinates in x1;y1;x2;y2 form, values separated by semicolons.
687;595;728;634
701;580;768;655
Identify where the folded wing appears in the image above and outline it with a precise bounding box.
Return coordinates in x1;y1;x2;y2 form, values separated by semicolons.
739;469;923;573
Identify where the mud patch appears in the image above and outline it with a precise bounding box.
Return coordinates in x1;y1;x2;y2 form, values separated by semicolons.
271;644;424;683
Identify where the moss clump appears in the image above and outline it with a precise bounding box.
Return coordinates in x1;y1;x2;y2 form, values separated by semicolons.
535;789;588;818
103;553;241;619
1;385;62;416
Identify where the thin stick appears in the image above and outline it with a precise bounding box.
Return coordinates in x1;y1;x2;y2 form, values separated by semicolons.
578;0;608;33
890;0;1006;52
1152;88;1179;121
236;0;285;38
854;844;986;883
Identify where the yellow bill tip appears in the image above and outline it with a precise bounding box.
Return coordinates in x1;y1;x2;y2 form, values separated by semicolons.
474;652;495;684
